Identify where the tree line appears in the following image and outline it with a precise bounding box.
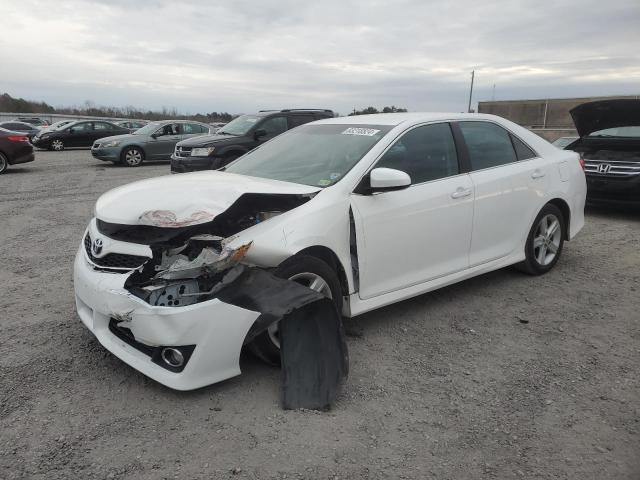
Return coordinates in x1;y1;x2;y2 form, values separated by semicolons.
349;106;408;116
0;93;234;122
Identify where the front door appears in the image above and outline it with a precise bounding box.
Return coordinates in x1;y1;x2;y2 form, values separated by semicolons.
351;122;474;299
67;122;94;147
146;123;183;159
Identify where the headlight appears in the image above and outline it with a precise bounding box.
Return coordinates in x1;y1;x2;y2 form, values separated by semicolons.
101;140;121;148
191;147;215;157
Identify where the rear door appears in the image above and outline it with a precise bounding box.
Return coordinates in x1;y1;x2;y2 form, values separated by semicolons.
456;121;548;266
92;122;119;143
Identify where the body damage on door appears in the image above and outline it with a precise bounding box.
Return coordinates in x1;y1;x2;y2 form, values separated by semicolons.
75;172;350;409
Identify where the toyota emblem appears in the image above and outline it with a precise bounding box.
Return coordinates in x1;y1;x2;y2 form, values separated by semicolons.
91;238;103;256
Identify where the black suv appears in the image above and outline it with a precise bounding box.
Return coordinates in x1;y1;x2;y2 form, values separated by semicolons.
171;109;333;173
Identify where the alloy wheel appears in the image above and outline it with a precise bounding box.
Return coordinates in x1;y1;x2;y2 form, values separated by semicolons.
0;154;7;174
267;272;333;349
533;214;561;266
51;140;64;151
124;149;143;166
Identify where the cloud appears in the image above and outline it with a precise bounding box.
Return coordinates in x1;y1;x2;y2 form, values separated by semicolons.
0;0;638;114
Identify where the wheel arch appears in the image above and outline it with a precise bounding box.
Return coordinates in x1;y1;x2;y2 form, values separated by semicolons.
120;144;146;161
546;198;571;240
289;245;350;297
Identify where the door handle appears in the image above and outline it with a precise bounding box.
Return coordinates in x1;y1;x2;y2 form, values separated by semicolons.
531;170;546;179
451;187;472;199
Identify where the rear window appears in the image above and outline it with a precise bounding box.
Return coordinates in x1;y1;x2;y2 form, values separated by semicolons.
589;126;640;138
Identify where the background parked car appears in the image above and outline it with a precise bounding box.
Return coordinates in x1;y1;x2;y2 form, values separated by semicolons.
0;127;35;174
0;121;41;141
171;109;334;173
31;120;130;151
115;120;149;133
91;120;212;167
563;99;640;205
14;117;49;127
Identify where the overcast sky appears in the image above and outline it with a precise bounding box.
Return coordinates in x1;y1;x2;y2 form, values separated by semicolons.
2;0;639;114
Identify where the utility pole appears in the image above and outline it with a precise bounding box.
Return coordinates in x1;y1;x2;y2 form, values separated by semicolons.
491;83;496;101
467;70;475;113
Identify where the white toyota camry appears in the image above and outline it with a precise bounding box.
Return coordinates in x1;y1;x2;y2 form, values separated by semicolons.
74;112;586;390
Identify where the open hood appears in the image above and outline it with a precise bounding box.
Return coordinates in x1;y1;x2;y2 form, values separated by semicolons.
570;99;640;137
95;171;319;226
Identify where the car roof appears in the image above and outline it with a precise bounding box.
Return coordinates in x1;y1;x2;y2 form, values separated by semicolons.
314;112;511;126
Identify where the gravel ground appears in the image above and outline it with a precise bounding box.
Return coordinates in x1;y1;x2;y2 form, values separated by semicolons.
1;149;639;480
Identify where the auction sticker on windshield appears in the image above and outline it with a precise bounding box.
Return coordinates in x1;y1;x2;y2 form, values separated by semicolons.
342;127;380;136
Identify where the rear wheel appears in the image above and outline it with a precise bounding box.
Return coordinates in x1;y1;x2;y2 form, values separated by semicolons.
0;153;8;174
248;254;343;364
516;204;565;275
121;147;144;167
50;139;64;151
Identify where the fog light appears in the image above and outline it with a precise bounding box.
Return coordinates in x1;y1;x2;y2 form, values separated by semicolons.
161;347;184;368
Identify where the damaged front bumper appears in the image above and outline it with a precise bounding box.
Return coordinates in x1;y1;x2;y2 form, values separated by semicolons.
73;244;260;391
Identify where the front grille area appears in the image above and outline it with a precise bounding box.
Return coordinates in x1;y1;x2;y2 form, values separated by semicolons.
84;233;149;270
175;146;192;157
584;159;640;177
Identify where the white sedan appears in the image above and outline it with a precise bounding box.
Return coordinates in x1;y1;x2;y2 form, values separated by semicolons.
73;112;586;390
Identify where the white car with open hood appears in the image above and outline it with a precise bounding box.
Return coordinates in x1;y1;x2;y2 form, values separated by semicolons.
74;112;586;390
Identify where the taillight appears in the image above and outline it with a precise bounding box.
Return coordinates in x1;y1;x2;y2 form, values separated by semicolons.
7;135;29;142
579;156;585;170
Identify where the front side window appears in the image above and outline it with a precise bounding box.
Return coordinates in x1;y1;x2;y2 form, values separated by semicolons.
225;124;392;187
217;115;261;136
458;121;517;170
375;123;459;184
259;116;288;136
156;124;181;136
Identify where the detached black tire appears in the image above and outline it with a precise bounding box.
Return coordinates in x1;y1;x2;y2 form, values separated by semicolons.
121;147;144;167
0;153;8;174
248;254;343;365
516;203;565;275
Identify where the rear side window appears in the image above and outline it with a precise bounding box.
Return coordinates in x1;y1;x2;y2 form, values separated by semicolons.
72;122;93;131
375;123;459;184
511;135;537;160
289;115;314;128
94;122;113;130
458;121;517;170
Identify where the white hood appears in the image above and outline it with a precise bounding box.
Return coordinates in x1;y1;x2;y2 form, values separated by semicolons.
95;171;319;226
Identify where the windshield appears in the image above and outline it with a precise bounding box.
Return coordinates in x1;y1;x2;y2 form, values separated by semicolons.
588;126;640;138
133;122;162;135
217;115;261;136
225;124;392;187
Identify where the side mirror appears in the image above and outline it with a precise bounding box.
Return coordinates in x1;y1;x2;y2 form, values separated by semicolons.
150;132;159;139
369;168;411;192
253;128;267;140
68;128;75;134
